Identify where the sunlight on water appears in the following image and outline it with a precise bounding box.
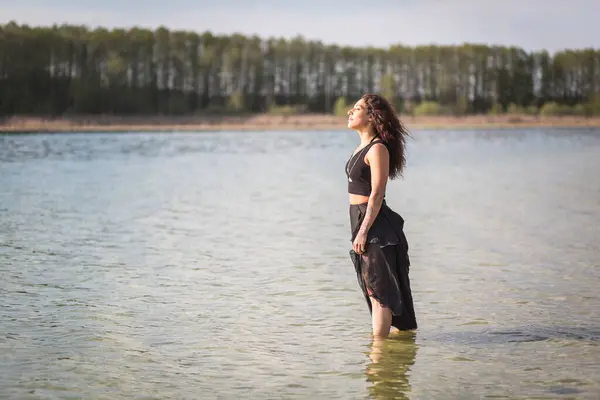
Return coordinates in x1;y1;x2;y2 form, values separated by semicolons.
1;128;599;399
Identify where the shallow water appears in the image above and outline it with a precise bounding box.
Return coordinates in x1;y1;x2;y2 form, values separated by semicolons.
1;128;599;399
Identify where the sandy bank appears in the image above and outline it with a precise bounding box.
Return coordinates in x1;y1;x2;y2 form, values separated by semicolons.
2;114;600;133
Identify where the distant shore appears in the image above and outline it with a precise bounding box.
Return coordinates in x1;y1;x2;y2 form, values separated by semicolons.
2;114;600;133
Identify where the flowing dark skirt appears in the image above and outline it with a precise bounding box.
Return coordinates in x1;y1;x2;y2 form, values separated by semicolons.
349;201;417;331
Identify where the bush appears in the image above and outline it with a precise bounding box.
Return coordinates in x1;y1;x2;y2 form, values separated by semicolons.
487;103;503;116
452;96;469;116
572;104;587;116
267;104;307;115
540;102;576;116
539;102;561;116
507;103;525;115
414;101;443;116
525;105;539;116
227;90;245;112
333;96;351;117
584;96;600;116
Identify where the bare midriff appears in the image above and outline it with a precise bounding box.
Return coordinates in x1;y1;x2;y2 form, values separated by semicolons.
349;193;370;205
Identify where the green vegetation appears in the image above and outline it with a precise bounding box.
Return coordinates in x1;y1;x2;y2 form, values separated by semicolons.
333;97;351;117
1;22;600;117
414;101;445;116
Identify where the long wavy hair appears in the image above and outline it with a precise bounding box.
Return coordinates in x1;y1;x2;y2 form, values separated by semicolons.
362;93;411;179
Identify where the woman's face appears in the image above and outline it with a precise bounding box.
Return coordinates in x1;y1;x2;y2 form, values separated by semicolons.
347;99;370;130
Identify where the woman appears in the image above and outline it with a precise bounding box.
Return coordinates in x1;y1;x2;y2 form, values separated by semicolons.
345;93;417;338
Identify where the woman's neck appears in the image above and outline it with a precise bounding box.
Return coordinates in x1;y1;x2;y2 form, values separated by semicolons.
358;129;378;146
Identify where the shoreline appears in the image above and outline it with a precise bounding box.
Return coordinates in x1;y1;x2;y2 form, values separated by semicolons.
2;114;600;133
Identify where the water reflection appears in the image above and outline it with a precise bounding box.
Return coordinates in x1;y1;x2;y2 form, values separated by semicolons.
366;332;418;400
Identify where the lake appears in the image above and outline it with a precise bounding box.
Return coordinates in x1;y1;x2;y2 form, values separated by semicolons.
1;127;599;399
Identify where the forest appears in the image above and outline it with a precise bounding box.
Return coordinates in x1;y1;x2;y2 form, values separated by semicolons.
1;22;600;118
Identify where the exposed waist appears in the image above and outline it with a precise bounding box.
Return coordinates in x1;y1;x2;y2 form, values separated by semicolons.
349;194;385;205
349;199;389;212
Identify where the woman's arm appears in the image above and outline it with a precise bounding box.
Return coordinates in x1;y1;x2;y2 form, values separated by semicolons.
353;143;389;254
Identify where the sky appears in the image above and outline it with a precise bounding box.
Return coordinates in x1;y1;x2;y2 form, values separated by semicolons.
1;0;599;53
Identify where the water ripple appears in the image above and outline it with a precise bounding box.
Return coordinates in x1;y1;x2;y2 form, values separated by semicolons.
1;128;600;399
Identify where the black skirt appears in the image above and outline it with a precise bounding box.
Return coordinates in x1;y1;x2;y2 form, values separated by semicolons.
349;201;417;331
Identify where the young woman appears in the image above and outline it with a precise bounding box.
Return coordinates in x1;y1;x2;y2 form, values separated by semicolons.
345;94;417;338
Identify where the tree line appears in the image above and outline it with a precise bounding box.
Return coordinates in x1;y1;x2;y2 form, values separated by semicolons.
1;21;600;117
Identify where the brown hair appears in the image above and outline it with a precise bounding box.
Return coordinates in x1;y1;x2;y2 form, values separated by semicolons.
362;93;411;179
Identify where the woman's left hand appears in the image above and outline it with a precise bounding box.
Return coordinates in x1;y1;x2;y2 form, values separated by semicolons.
353;231;368;254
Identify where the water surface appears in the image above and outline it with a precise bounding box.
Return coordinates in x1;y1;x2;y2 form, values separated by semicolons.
1;128;600;399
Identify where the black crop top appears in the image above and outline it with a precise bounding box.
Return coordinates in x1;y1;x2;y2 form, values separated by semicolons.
345;137;385;196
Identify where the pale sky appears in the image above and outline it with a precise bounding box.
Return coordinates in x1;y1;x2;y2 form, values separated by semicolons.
1;0;599;53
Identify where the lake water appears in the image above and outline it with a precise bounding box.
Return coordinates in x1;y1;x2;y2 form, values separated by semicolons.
1;127;599;399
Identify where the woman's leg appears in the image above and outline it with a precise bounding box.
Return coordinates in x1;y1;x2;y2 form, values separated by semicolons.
370;296;392;338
